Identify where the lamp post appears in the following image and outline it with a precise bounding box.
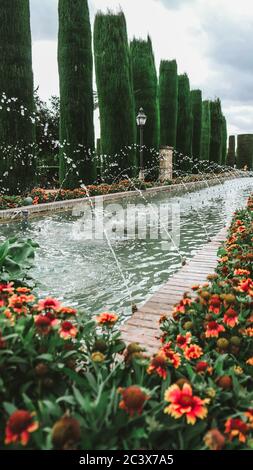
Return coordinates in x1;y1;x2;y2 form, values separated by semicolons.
136;107;147;181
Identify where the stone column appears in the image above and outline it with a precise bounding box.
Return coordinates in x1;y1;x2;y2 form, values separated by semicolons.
159;146;173;182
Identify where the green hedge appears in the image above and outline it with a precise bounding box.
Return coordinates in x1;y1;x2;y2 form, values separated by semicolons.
191;90;202;160
200;100;211;161
159;60;178;148
209;99;223;164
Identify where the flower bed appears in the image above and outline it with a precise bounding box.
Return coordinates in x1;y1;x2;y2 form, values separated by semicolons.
0;196;252;450
0;172;240;210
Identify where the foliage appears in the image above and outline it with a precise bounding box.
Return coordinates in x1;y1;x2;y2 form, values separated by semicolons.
200;101;211;161
0;0;35;194
34;91;60;167
130;37;159;179
191;90;202;161
0;238;38;283
237;135;253;170
0;197;252;450
94;11;136;179
58;0;96;188
209;99;223;164
176;74;193;168
221;115;227;165
159;60;178;149
227;135;236;167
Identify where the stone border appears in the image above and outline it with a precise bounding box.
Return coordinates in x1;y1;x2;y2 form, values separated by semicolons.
0;174;244;223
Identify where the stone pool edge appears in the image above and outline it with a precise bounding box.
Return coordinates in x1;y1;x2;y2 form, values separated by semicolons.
0;174;247;223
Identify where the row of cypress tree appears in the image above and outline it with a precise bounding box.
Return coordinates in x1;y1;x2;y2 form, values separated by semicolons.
0;1;230;193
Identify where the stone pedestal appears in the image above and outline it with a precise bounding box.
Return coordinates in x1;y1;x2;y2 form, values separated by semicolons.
159;146;173;182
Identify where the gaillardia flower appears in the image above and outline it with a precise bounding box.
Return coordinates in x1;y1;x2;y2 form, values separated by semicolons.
205;321;225;338
59;321;78;340
161;343;181;369
147;353;169;380
184;344;203;360
164;383;209;425
176;332;192;350
119;386;149;416
224;418;248;443
38;297;61;311
204;428;225;450
5;410;38;446
223;308;238;328
96;312;118;327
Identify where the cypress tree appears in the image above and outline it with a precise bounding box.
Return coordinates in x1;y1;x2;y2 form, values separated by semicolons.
130;36;159;179
237;134;253;170
176;74;193;168
94;11;136;179
0;0;35;194
58;0;96;188
221;115;227;165
209;99;223;164
200;100;211;161
191;90;202;160
159;60;178;149
227;135;236;167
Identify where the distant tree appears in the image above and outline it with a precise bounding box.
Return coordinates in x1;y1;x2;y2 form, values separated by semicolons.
191;90;202;160
221;115;227;165
237;134;253;170
209;99;223;164
227;135;236;167
176;74;193;169
130;36;159;179
94;11;136;179
159;60;178;148
58;0;96;188
200;100;211;161
34;91;60;165
0;0;35;194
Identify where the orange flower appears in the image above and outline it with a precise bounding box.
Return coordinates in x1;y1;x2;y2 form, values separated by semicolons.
38;297;61;311
164;383;209;425
173;297;193;315
5;410;38;446
161;343;181;369
223;307;238;328
58;306;77;316
245;409;253;424
0;282;14;296
184;344;203;360
224;418;248;443
8;294;35;315
242;327;253;337
176;332;192;350
204;428;225;450
246;357;253;365
208;295;221;315
16;287;31;294
234;269;251;277
236;278;253;296
205;321;225;338
59;321;78;340
119;386;149;416
96;312;118;327
147;353;169;380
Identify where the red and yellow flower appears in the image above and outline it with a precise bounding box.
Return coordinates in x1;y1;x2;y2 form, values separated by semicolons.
8;294;35;315
161;343;181;369
205;321;225;338
176;332;192;350
147;353;169;380
184;344;203;360
224;418;248;443
164;383;209;425
208;295;221;315
59;321;78;340
5;410;38;446
38;297;61;312
34;312;58;335
223;307;238;328
96;312;118;327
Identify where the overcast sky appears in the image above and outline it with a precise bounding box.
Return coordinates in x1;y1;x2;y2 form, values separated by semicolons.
30;0;253;137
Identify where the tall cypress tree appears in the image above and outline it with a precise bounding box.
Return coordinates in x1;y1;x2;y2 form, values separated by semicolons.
58;0;95;188
237;134;253;170
176;74;193;168
130;36;159;179
221;115;227;165
94;11;136;179
227;135;236;167
0;0;35;194
200;100;211;161
159;60;178;148
209;99;223;164
191;90;202;160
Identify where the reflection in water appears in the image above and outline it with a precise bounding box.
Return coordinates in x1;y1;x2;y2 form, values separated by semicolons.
0;178;252;319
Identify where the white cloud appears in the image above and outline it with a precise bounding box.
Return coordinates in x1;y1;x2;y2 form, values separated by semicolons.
30;0;253;137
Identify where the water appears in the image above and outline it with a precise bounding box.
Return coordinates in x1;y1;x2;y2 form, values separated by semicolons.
0;177;252;319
